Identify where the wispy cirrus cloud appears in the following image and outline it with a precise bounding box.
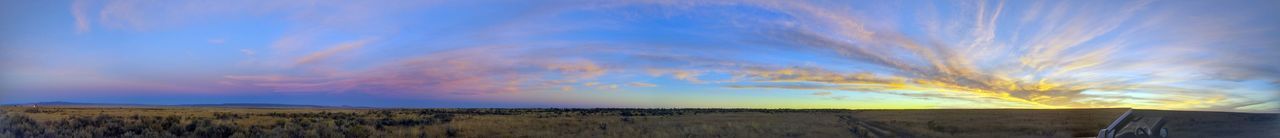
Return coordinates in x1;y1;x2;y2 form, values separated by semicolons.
810;91;831;96
628;82;658;87
226;45;616;96
32;0;1278;111
70;0;91;33
709;0;1278;111
293;38;378;66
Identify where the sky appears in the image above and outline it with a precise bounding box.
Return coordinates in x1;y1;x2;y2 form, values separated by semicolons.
1;0;1278;112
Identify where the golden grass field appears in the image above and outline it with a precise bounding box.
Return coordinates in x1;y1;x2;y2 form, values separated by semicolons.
1;107;1275;137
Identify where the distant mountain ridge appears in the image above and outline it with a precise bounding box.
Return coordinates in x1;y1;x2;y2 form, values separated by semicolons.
5;101;365;108
179;103;331;108
11;101;155;107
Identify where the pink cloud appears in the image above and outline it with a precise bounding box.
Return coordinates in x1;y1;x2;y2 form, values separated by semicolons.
293;38;377;66
628;82;657;87
226;45;617;96
70;0;91;33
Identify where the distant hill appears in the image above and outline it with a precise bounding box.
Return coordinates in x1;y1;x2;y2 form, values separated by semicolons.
10;101;158;108
6;101;364;109
178;103;331;108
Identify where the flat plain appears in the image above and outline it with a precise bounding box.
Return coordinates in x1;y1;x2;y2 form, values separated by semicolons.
1;107;1276;137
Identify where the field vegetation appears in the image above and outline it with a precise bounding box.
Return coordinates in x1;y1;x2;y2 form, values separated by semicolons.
1;107;1274;137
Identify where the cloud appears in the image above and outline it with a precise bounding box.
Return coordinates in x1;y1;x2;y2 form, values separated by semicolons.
270;33;314;52
62;0;1278;111
208;39;226;45
239;49;256;57
810;91;831;96
600;84;620;90
293;38;377;66
546;60;607;81
644;69;712;83
560;86;573;92
85;0;436;31
4;67;219;95
70;0;91;33
226;45;628;96
628;82;657;87
810;91;848;100
830;95;848;100
710;0;1278;111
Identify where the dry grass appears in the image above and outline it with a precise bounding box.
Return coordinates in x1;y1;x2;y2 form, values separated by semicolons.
1;107;1275;138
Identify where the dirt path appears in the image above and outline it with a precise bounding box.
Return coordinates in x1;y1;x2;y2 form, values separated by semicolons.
838;115;915;138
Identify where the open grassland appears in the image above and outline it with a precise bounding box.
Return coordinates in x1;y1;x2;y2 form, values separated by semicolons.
1;107;1275;137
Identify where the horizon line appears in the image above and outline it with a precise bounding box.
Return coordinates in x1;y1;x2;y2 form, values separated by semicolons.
7;101;1277;114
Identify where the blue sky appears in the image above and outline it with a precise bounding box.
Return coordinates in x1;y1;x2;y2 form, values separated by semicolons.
1;0;1278;112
